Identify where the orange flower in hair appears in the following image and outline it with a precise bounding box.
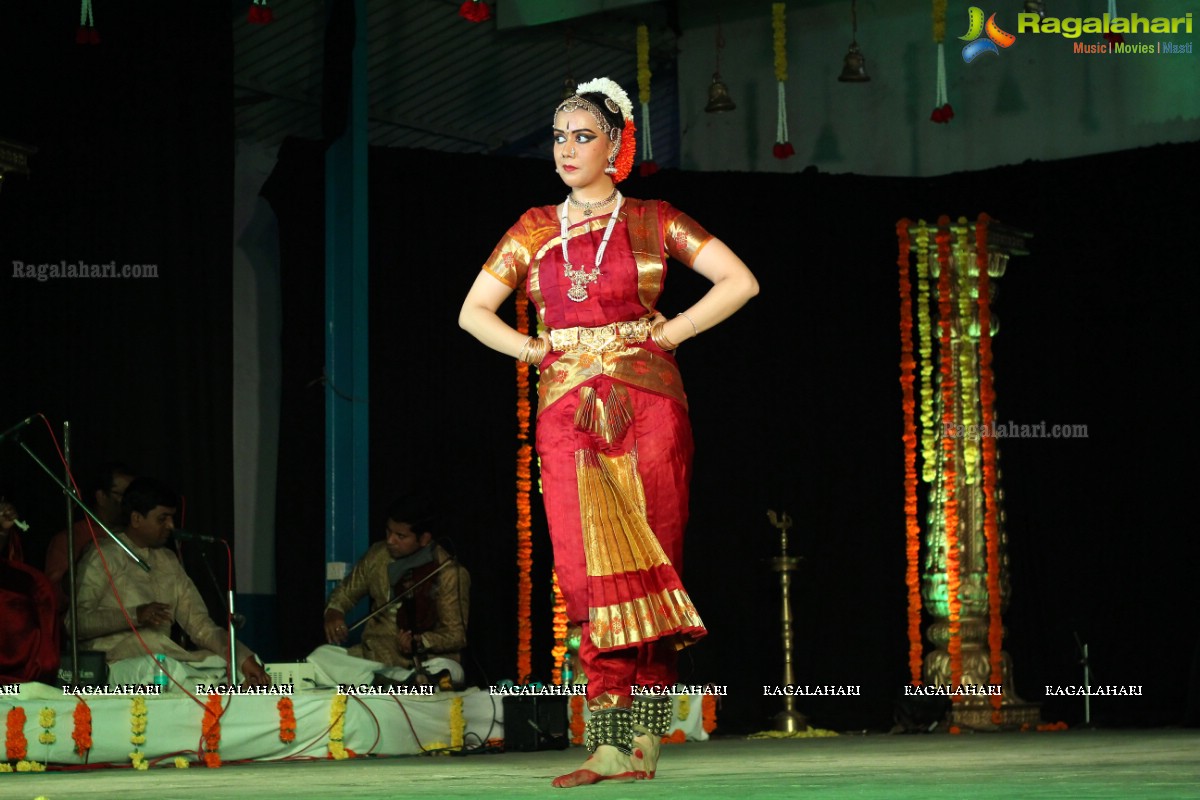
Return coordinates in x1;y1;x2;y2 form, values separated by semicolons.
612;118;637;184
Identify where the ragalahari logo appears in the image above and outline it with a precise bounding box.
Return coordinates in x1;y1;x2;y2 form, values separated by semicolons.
960;8;1017;63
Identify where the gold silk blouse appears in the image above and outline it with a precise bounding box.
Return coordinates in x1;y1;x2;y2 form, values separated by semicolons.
481;197;713;412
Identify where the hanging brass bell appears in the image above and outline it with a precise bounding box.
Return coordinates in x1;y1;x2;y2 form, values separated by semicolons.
561;76;578;100
704;73;736;113
837;42;871;82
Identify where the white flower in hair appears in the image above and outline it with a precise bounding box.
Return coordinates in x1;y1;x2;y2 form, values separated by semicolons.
575;77;634;122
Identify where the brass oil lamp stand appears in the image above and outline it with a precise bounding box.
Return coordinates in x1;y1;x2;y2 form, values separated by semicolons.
767;510;807;732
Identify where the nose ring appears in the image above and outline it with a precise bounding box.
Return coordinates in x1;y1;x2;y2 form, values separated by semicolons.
568;147;576;158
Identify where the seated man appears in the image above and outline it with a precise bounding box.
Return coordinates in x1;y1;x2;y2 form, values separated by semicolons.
74;476;269;687
310;496;470;689
44;461;137;610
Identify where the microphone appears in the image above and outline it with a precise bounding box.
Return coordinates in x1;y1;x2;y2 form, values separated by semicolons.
0;498;29;532
172;529;223;544
0;415;36;443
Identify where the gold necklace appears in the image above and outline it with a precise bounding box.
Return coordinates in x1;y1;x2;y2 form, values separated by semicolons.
567;187;618;217
559;192;623;302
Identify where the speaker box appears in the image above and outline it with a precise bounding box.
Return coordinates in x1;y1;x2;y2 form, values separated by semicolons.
57;650;108;687
502;696;570;751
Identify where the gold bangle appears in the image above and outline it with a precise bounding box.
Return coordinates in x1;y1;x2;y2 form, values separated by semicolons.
522;337;548;364
677;311;699;337
516;336;535;363
650;321;678;351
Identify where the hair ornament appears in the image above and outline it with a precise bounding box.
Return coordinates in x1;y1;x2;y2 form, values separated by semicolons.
575;77;634;121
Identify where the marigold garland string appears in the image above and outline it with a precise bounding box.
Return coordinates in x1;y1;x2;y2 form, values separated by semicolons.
935;217;963;692
0;706;44;774
636;24;658;176
569;696;585;745
771;3;794;158
701;695;717;734
954;220;980;485
129;696;147;748
328;693;351;760
550;570;568;684
72;699;92;757
6;706;27;761
915;223;937;483
38;707;55;746
930;0;954;122
201;693;222;768
975;213;1005;719
515;286;534;682
278;696;296;743
450;697;466;751
932;0;946;45
896;219;923;685
127;696;149;770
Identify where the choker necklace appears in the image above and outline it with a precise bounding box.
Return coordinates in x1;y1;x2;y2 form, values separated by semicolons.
560;191;623;302
567;187;618;217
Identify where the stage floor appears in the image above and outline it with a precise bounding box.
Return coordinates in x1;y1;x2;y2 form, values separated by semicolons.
6;728;1199;799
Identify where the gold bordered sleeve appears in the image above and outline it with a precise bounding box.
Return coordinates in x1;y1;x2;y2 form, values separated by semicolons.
480;208;559;289
481;211;537;288
659;200;713;269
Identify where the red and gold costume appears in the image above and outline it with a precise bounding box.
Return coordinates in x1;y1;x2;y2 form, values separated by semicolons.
482;197;710;708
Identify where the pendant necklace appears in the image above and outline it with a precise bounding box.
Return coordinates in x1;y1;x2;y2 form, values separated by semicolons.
567;187;618;217
560;191;623;303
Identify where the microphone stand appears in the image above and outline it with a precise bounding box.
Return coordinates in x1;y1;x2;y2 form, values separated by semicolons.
63;422;77;685
228;589;238;687
9;422;150;686
14;436;148;571
1074;632;1094;728
188;543;242;685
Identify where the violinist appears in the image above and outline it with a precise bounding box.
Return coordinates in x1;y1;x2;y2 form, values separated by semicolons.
310;496;470;689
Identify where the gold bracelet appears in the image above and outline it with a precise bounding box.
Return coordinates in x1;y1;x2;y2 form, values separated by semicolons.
677;311;700;337
516;336;535;363
523;337;548;364
650;321;678;351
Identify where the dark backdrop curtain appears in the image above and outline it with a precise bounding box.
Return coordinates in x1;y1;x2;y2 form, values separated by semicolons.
1;3;234;620
264;137;1198;733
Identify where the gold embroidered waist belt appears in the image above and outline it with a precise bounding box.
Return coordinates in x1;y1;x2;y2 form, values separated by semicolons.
549;319;651;354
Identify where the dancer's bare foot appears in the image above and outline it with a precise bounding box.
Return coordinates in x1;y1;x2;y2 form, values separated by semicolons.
630;732;662;779
551;744;639;788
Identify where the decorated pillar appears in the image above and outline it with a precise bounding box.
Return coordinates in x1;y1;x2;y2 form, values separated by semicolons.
896;215;1039;729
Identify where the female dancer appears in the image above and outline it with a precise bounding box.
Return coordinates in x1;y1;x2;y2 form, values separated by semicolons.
459;77;758;787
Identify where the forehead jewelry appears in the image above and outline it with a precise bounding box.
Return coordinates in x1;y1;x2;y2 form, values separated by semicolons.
559;191;623;302
555;96;617;139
